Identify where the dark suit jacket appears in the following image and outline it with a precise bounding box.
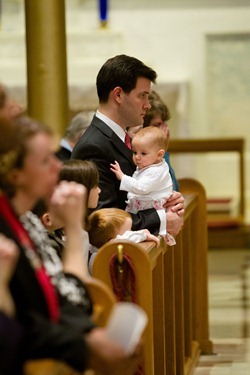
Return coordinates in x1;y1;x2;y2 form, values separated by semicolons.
72;115;160;233
55;146;71;161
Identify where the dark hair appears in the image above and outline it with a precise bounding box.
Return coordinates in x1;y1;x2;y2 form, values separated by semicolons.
32;198;48;218
59;159;99;191
0;117;16;155
0;84;7;110
96;54;157;103
143;90;171;127
0;115;51;197
58;159;99;228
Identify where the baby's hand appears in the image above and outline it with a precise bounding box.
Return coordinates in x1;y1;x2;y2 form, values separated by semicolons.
110;161;124;181
143;230;160;247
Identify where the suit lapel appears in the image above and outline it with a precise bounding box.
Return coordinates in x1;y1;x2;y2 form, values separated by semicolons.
92;116;134;166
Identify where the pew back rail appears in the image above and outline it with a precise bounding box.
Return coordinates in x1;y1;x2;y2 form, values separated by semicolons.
92;177;213;375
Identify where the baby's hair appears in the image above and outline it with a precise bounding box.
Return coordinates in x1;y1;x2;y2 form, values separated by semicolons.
132;125;169;151
88;208;131;248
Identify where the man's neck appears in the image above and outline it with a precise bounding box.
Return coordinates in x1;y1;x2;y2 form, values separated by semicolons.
98;106;126;131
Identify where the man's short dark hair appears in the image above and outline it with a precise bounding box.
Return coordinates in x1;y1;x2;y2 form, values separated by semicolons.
96;54;157;103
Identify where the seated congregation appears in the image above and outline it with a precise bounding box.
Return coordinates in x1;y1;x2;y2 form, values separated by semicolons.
0;54;211;375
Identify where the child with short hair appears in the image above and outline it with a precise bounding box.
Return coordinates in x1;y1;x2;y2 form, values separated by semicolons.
32;198;66;259
33;159;101;279
88;207;160;272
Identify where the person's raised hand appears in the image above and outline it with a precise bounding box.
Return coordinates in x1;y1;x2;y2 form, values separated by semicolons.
0;234;19;316
49;180;87;229
0;234;19;286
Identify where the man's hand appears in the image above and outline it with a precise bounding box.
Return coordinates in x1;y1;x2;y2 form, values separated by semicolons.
166;210;184;236
164;191;185;216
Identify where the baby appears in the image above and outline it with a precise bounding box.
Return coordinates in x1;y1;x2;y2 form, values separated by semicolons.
110;126;176;246
88;207;160;272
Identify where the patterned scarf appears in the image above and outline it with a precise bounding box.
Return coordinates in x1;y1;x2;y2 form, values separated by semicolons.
0;194;60;322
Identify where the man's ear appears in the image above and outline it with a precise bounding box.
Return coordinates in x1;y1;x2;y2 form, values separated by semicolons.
112;86;123;103
41;213;52;228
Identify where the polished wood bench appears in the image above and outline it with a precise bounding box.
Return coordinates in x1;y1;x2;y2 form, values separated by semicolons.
24;277;116;375
169;138;245;227
92;178;213;375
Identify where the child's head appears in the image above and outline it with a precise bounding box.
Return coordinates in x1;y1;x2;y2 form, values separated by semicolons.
88;208;132;248
58;159;100;209
32;198;64;232
131;126;168;170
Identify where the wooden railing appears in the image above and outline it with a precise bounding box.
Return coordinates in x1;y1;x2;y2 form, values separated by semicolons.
24;277;116;375
92;178;213;375
169;138;245;226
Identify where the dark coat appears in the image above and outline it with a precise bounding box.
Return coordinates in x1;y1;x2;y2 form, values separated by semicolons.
0;207;94;373
72;115;160;233
55;146;71;161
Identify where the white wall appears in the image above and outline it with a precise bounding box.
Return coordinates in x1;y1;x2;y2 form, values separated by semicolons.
66;0;250;218
1;0;250;221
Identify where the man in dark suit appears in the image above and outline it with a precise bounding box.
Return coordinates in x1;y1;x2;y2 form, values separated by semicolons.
72;54;184;235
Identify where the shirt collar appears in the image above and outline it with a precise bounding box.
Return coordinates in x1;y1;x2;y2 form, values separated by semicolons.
60;138;72;152
96;110;126;142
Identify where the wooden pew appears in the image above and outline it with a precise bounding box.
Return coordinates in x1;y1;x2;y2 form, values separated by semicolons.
92;241;154;374
168;138;245;227
92;178;213;375
24;278;116;375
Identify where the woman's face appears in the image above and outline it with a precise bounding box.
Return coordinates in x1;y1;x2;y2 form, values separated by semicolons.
88;186;101;209
13;133;61;206
149;115;170;138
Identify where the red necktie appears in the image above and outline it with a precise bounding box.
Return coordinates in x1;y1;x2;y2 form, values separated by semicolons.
125;132;131;149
